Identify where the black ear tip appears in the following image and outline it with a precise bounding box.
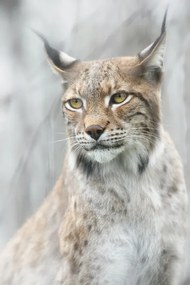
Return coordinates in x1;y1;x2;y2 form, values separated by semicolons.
161;8;168;34
30;28;59;62
30;28;48;45
30;28;54;57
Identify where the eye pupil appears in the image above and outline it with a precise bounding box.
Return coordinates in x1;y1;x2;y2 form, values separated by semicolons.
68;98;83;109
111;92;128;104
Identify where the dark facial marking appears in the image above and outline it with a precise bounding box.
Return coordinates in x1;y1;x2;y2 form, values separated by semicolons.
138;155;149;174
76;153;99;177
126;112;148;121
134;92;160;123
133;92;151;111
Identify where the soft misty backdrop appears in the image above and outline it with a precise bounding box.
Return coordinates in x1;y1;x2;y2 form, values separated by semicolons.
0;0;190;284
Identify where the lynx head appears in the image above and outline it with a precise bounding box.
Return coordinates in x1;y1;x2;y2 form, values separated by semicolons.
39;13;167;175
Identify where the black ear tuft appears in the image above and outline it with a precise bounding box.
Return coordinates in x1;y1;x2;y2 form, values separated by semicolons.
137;10;168;83
161;8;168;34
32;28;77;72
32;29;64;69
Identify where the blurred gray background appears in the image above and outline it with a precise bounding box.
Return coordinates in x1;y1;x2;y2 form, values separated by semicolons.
0;0;189;283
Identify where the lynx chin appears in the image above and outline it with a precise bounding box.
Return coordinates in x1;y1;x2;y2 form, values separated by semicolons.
0;12;188;285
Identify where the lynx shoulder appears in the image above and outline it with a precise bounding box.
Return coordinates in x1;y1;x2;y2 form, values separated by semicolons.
0;13;188;285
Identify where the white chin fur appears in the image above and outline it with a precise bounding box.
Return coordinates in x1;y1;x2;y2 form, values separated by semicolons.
87;147;125;163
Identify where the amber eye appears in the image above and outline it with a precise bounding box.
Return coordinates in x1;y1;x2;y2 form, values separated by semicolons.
111;92;128;104
65;98;83;110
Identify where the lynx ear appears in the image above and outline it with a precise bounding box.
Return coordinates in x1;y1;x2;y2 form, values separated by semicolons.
137;10;167;83
33;30;79;82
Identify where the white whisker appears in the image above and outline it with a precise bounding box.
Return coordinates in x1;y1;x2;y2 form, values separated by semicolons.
50;136;76;144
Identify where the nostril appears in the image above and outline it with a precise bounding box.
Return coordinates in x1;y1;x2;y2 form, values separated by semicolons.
96;129;103;135
85;125;105;141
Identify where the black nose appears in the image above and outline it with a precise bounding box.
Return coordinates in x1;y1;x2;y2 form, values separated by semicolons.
85;125;105;141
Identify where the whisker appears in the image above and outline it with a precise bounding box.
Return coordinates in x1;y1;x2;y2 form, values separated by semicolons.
50;136;76;144
70;144;83;156
131;134;157;146
125;126;160;132
131;131;160;140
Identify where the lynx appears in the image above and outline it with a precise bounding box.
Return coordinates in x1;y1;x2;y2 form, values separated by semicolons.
0;12;188;285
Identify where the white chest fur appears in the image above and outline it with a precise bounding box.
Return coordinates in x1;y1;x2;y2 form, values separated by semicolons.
66;170;165;285
65;138;186;285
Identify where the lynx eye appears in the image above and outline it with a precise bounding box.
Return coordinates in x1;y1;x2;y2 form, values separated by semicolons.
65;98;83;110
111;92;128;104
110;92;132;106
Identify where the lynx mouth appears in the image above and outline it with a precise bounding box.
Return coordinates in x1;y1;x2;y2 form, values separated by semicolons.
86;142;125;151
85;142;125;163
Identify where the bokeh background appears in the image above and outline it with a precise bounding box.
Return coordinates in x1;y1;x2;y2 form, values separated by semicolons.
0;0;190;283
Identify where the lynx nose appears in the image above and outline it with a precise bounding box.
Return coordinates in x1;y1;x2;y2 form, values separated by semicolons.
85;125;105;141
